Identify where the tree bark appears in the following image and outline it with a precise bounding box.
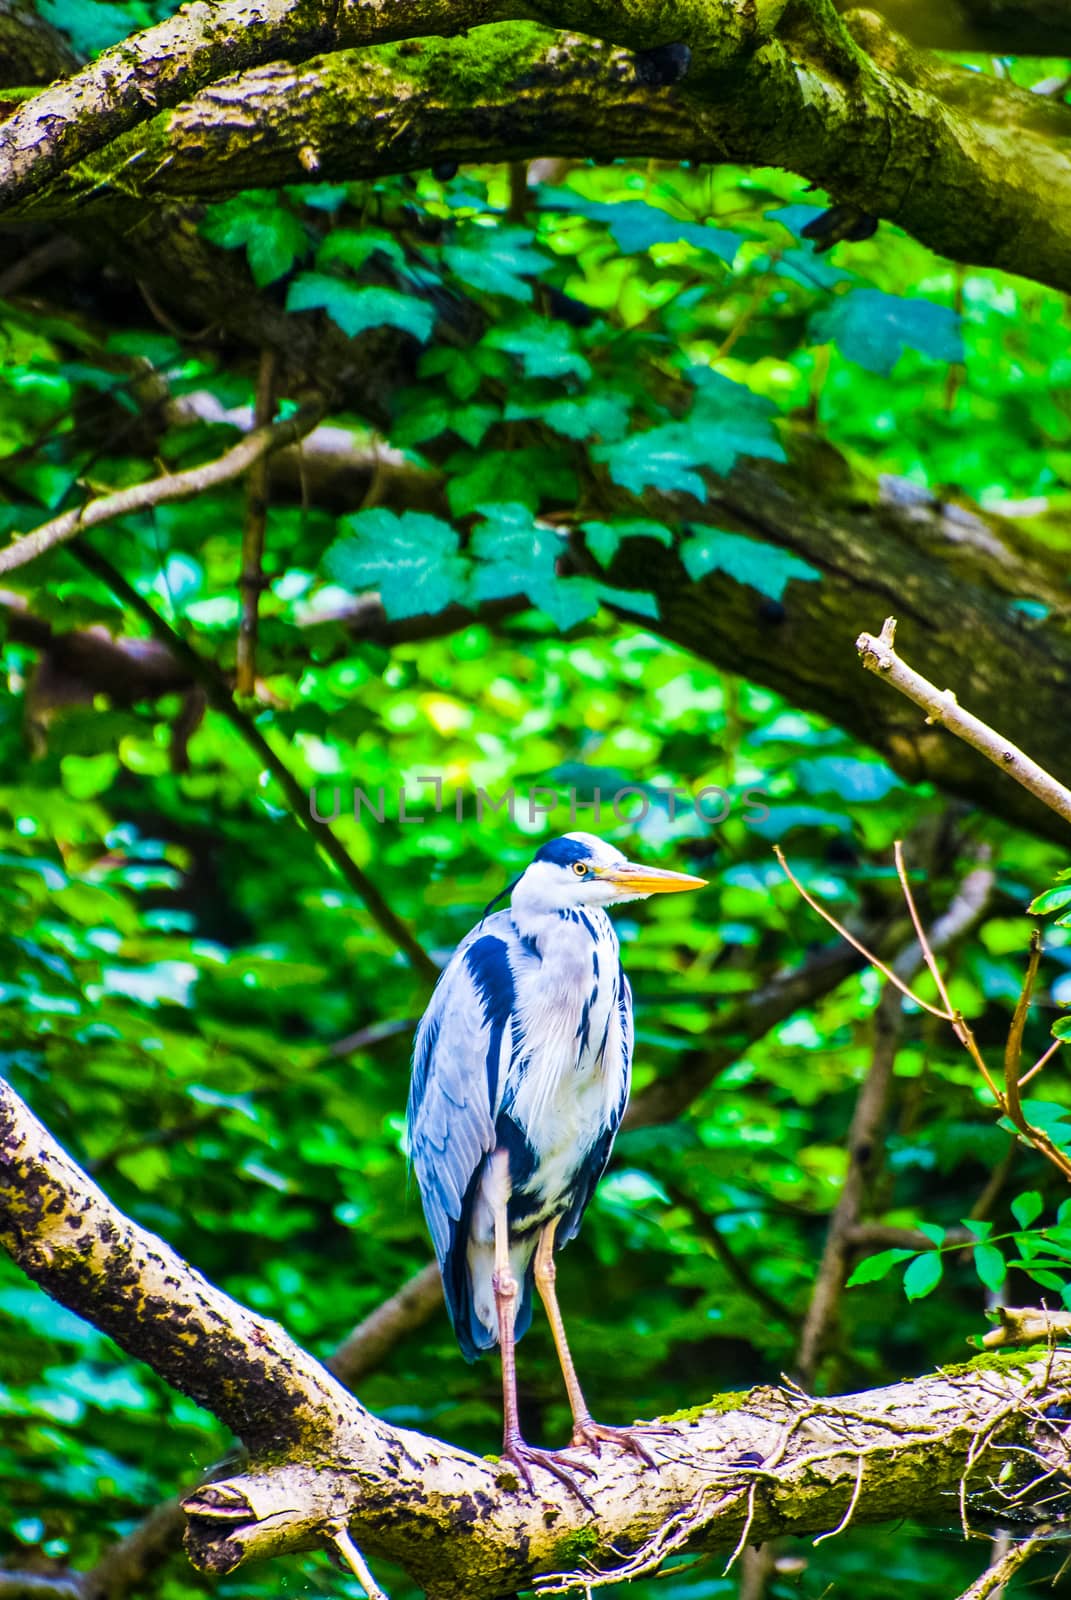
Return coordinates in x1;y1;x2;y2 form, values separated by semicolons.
836;0;1071;55
3;1074;1070;1599
10;440;1067;848
4;7;1071;298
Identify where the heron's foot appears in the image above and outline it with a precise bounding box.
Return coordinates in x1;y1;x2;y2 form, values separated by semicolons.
569;1417;675;1466
500;1436;597;1511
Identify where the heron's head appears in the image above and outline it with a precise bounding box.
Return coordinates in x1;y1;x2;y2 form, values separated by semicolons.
513;831;706;912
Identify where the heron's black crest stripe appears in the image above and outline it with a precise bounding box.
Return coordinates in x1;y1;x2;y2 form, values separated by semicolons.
535;837;592;867
480;873;521;924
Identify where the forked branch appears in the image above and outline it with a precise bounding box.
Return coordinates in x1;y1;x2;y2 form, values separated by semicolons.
774;846;1069;1180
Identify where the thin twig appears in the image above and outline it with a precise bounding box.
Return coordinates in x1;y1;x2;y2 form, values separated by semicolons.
893;839;963;1039
722;1482;757;1575
1019;1036;1062;1089
953;1532;1044;1600
812;1454;864;1545
327;1524;390;1600
0;404;322;577
236;347;276;698
69;544;438;983
857;617;1071;827
1005;933;1043;1132
772;846;953;1021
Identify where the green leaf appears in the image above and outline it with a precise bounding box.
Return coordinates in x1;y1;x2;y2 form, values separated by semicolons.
39;0;141;55
903;1251;943;1300
679;528;821;600
1029;886;1071;914
483;321;591;382
581;519;673;568
961;1219;993;1241
594;423;710;499
845;1248;917;1287
286;275;434;341
467;504;654;629
1000;1099;1071;1151
469;504;600;629
442;225;551;302
1011;1190;1044;1228
596;585;660;620
813;289;963;376
505;391;632;443
322;509;468;619
393;392;499;449
446;449;576;516
538;187;741;263
595;370;785;497
1026;1269;1067;1291
316;228;407;274
917;1221;946;1247
973;1243;1006;1293
202;195;307;287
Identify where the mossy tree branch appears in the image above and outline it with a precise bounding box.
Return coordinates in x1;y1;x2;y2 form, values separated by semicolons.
0;0;782;215
3;1073;1071;1598
4;6;1071;295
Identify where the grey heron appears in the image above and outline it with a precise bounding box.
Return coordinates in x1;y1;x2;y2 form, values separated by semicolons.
407;831;706;1497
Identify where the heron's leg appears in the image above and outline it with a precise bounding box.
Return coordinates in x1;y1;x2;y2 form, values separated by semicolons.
489;1157;595;1508
490;1152;524;1450
534;1218;672;1466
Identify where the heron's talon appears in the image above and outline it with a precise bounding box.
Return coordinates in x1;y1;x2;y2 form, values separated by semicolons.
501;1440;597;1510
570;1420;671;1466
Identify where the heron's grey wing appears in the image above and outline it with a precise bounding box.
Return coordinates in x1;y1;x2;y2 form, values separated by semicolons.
406;920;517;1269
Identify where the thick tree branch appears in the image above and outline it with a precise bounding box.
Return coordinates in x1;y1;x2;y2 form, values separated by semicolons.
5;1073;1071;1599
9;17;1071;296
0;0;781;215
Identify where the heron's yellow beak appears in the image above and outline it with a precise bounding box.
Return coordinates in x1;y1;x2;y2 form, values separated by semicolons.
597;862;707;894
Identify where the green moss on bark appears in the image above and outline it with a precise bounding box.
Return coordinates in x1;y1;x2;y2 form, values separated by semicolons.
379;24;558;102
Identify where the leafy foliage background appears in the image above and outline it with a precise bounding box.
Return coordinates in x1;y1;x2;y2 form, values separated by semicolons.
3;9;1071;1597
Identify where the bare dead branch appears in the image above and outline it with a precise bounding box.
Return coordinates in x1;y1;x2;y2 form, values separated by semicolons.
954;1531;1044;1599
0;403;322;577
981;1307;1071;1349
6;1073;1071;1596
857;617;1071;828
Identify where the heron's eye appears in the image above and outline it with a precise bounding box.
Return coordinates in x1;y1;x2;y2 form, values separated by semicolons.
572;862;589;876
